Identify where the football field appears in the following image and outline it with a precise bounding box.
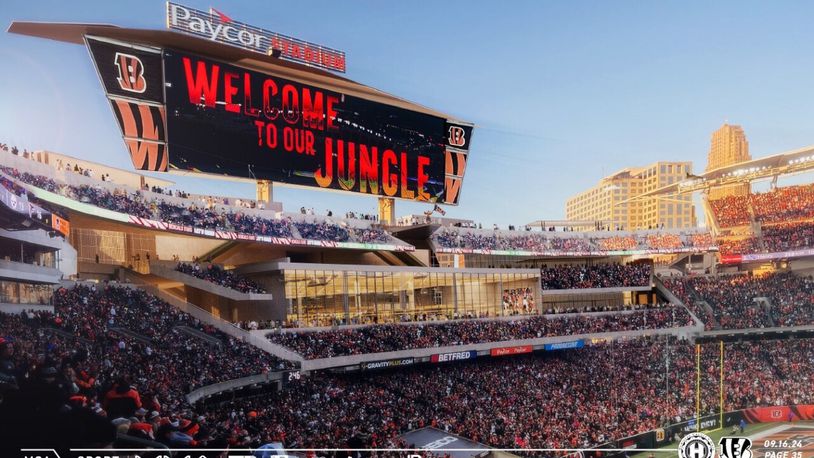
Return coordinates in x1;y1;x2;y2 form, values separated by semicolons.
631;422;814;458
751;422;814;458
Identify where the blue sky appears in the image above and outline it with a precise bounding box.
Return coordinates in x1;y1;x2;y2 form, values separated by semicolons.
2;0;814;226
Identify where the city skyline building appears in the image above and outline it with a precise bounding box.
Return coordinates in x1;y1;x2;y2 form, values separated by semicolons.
706;123;752;201
566;161;696;231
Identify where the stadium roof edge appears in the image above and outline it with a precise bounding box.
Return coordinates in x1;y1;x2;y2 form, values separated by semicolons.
526;219;600;227
620;144;814;202
35;149;176;188
7;21;467;123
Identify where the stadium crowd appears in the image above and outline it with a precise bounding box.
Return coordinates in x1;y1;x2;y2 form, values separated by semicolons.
543;301;675;315
539;263;651;290
220;337;814;450
266;305;694;359
432;227;715;255
709;195;751;227
235;319;281;331
706;222;814;256
0;173;32;197
717;237;761;256
664;272;814;329
0;165;395;246
762;222;814;253
175;263;267;294
3;318;813;452
710;183;814;227
752;184;814;223
51;284;292;377
502;287;536;314
0;283;300;449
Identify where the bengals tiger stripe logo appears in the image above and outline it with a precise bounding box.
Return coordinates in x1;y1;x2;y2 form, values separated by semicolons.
448;126;467;148
444;149;467;204
110;98;168;172
114;52;147;94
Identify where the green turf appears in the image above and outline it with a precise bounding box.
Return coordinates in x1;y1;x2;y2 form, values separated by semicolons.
629;422;781;458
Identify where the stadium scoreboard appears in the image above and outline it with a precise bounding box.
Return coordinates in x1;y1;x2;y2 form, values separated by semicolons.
81;3;473;205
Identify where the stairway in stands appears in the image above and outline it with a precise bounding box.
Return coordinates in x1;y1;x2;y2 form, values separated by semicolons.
120;267;303;364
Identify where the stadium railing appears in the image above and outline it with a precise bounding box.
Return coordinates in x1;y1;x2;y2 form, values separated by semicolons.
185;371;288;404
292;322;702;371
540;284;653;295
124;275;304;363
653;277;705;328
0;151;414;251
147;261;274;301
701;324;814;338
0;257;62;284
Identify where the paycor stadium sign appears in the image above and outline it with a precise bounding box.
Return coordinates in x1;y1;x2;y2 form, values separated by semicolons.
166;2;347;73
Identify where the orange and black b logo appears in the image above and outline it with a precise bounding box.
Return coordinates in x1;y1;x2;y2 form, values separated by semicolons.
114;52;147;93
448;126;467;148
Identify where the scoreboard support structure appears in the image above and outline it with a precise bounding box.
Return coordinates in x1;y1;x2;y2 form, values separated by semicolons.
256;180;274;205
379;197;395;224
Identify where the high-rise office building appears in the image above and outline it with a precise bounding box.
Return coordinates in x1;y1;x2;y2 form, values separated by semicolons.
566;162;696;231
706;123;751;200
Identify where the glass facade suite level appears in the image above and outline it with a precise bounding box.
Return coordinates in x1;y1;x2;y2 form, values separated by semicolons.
278;263;541;327
0;280;54;306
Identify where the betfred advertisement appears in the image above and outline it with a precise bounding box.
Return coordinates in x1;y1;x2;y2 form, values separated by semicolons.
490;345;533;357
431;350;477;363
162;49;472;204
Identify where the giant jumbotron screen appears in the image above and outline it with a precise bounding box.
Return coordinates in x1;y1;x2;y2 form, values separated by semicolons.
84;34;473;205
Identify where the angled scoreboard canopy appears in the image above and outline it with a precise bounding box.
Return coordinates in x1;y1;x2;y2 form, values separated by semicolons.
8;4;473;205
